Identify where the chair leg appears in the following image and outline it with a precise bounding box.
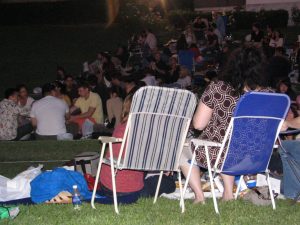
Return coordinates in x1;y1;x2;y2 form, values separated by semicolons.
91;143;106;209
235;175;243;200
266;171;276;210
181;151;196;207
205;146;219;214
153;171;163;204
178;171;185;213
109;142;119;214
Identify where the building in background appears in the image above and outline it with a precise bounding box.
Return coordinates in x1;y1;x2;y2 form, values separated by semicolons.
246;0;300;25
194;0;300;25
194;0;246;12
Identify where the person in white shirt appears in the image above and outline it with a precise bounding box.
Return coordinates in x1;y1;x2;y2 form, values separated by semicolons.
142;69;157;86
144;29;157;51
17;84;35;111
212;23;223;45
30;83;70;140
269;30;284;48
16;84;35;127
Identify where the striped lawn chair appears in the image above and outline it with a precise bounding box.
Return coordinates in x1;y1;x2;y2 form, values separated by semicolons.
91;86;197;214
188;92;290;214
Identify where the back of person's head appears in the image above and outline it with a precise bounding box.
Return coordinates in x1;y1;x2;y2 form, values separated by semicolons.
4;88;17;99
121;93;134;123
42;83;56;96
220;46;268;96
109;86;122;98
205;70;218;81
53;81;67;94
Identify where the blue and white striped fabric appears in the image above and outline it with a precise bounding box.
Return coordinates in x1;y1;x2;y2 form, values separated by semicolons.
121;86;197;171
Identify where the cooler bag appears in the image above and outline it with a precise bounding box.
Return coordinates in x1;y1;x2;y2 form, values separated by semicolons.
74;152;100;177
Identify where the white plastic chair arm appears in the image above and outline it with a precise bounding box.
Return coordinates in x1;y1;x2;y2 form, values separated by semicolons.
98;136;123;143
191;139;222;148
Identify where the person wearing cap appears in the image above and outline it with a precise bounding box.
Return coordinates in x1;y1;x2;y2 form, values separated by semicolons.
30;83;70;140
0;88;32;140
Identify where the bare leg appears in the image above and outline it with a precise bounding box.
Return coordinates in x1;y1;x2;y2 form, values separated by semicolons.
221;174;234;201
181;164;205;203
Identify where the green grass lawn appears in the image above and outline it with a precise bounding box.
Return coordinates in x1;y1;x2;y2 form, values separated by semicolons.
1;24;300;224
2;195;300;224
0;140;99;178
1;140;300;224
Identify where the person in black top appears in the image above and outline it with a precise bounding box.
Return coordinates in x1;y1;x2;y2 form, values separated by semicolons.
149;51;170;83
193;17;206;42
87;74;109;116
168;55;180;84
251;23;264;47
64;75;78;103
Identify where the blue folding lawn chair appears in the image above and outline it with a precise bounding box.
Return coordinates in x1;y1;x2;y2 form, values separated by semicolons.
187;92;290;214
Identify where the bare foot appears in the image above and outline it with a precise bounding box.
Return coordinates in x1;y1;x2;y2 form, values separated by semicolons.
222;193;234;202
193;198;206;205
222;196;234;202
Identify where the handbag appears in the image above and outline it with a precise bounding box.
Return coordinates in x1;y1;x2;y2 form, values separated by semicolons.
242;186;278;206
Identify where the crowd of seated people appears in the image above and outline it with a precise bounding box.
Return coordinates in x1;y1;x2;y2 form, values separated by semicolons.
1;18;300;141
2;16;300;203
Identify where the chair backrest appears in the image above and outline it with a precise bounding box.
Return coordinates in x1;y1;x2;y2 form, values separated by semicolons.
119;86;197;171
178;50;195;73
220;92;290;175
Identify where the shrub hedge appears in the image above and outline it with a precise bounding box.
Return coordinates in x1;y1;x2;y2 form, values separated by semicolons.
233;9;289;29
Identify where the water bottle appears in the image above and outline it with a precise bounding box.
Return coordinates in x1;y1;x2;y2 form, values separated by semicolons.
72;185;82;210
245;175;257;189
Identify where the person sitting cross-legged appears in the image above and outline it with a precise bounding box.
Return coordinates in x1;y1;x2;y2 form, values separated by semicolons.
30;83;71;140
0;88;33;140
69;82;104;137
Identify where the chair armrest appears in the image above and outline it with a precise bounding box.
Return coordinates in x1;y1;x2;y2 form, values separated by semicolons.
191;139;222;147
98;136;123;143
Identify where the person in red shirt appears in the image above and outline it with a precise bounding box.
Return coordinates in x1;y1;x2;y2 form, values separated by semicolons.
99;94;144;197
